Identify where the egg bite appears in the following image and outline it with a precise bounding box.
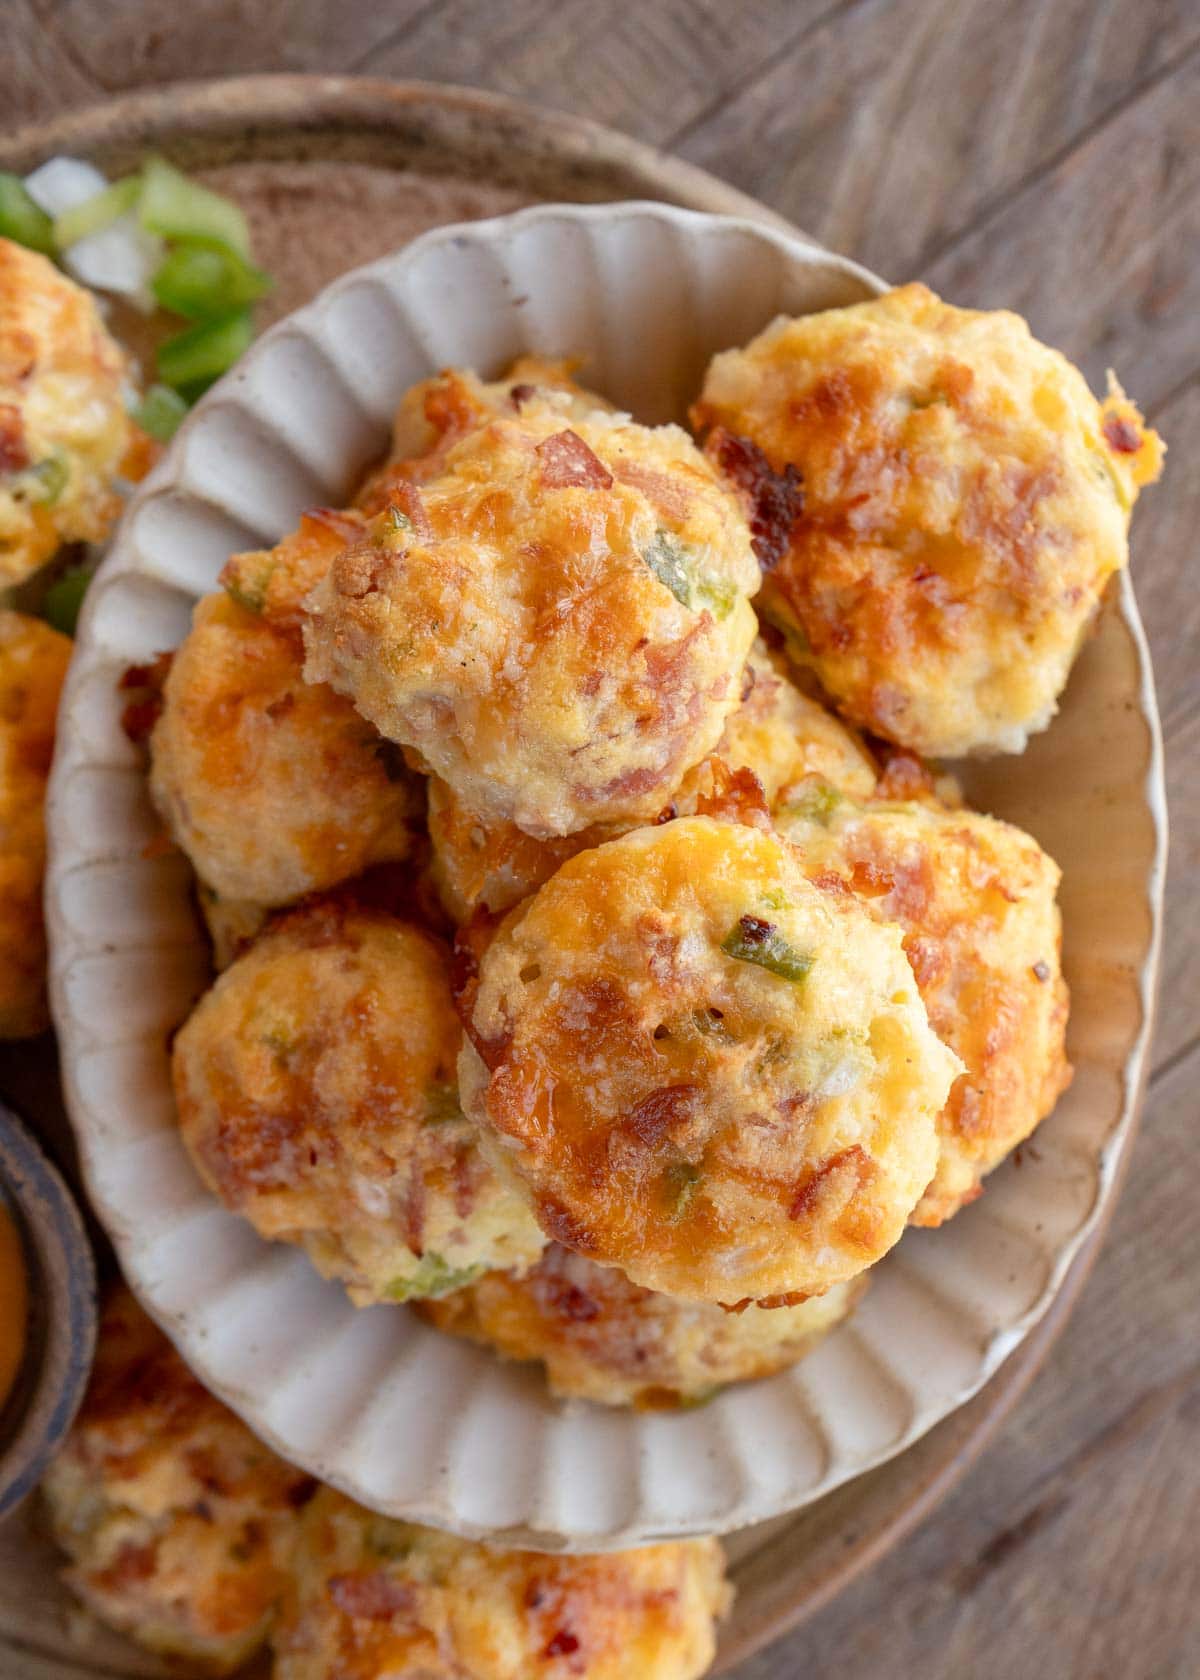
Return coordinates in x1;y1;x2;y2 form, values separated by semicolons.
302;405;760;840
0;239;135;586
42;1287;313;1675
421;1245;866;1408
459;817;960;1306
273;1487;730;1680
219;503;370;633
149;523;421;909
777;793;1070;1223
428;639;877;924
704;637;877;809
172;899;545;1304
692;283;1164;758
359;355;613;511
0;609;72;1037
427;775;612;927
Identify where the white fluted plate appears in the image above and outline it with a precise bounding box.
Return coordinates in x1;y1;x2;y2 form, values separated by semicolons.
46;202;1165;1550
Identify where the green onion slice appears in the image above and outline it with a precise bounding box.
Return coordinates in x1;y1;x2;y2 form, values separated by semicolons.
677;1385;722;1409
151;242;270;319
696;573;737;618
663;1160;702;1220
0;174;55;255
156;309;253;393
780;779;843;826
642;529;736;619
422;1084;464;1124
642;529;692;607
223;577;265;614
138;156;251;257
721;915;813;983
51;176;140;250
36;454;69;504
384;1255;484;1301
221;546;277;615
9;452;70;505
43;562;97;637
133;383;188;443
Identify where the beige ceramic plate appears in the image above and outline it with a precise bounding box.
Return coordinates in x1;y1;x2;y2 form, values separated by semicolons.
2;77;1166;1675
46;208;1163;1538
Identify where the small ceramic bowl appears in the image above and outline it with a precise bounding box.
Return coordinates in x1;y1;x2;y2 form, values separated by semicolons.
0;1103;97;1518
45;201;1165;1549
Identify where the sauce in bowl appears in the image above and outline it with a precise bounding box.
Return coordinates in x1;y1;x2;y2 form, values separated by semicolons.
0;1200;27;1414
0;1101;96;1517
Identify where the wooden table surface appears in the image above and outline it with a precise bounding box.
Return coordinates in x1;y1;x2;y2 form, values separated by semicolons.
9;3;1200;1676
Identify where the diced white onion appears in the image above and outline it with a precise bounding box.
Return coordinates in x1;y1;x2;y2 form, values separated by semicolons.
353;1176;391;1219
24;155;163;311
63;214;163;313
23;155;110;216
814;1056;862;1102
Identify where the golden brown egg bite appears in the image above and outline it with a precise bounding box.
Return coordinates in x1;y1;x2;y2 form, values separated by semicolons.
777;793;1070;1223
42;1287;313;1675
459;817;960;1307
694;637;876;810
421;1245;866;1409
692;283;1164;758
166;425;631;927
0;239;134;586
172;899;545;1304
219;504;370;632
359;355;613;511
149;531;421;909
427;774;612;927
273;1487;729;1680
302;405;760;840
427;639;876;924
220;361;608;626
868;744;964;811
0;609;72;1038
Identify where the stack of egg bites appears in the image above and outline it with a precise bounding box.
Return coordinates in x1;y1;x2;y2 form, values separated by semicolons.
45;1287;732;1678
1;241;144;1039
156;285;1162;1413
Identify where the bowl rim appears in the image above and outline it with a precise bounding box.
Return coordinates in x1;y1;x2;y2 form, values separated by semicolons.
0;72;796;233
0;1103;97;1518
45;198;1168;1547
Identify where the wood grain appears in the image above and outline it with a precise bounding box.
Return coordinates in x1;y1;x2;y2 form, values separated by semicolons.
33;0;835;146
304;0;838;148
7;0;103;126
734;1040;1200;1680
3;4;1198;1677
1128;374;1200;737
677;0;1200;279
1154;703;1200;1072
33;0;424;93
927;47;1200;417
